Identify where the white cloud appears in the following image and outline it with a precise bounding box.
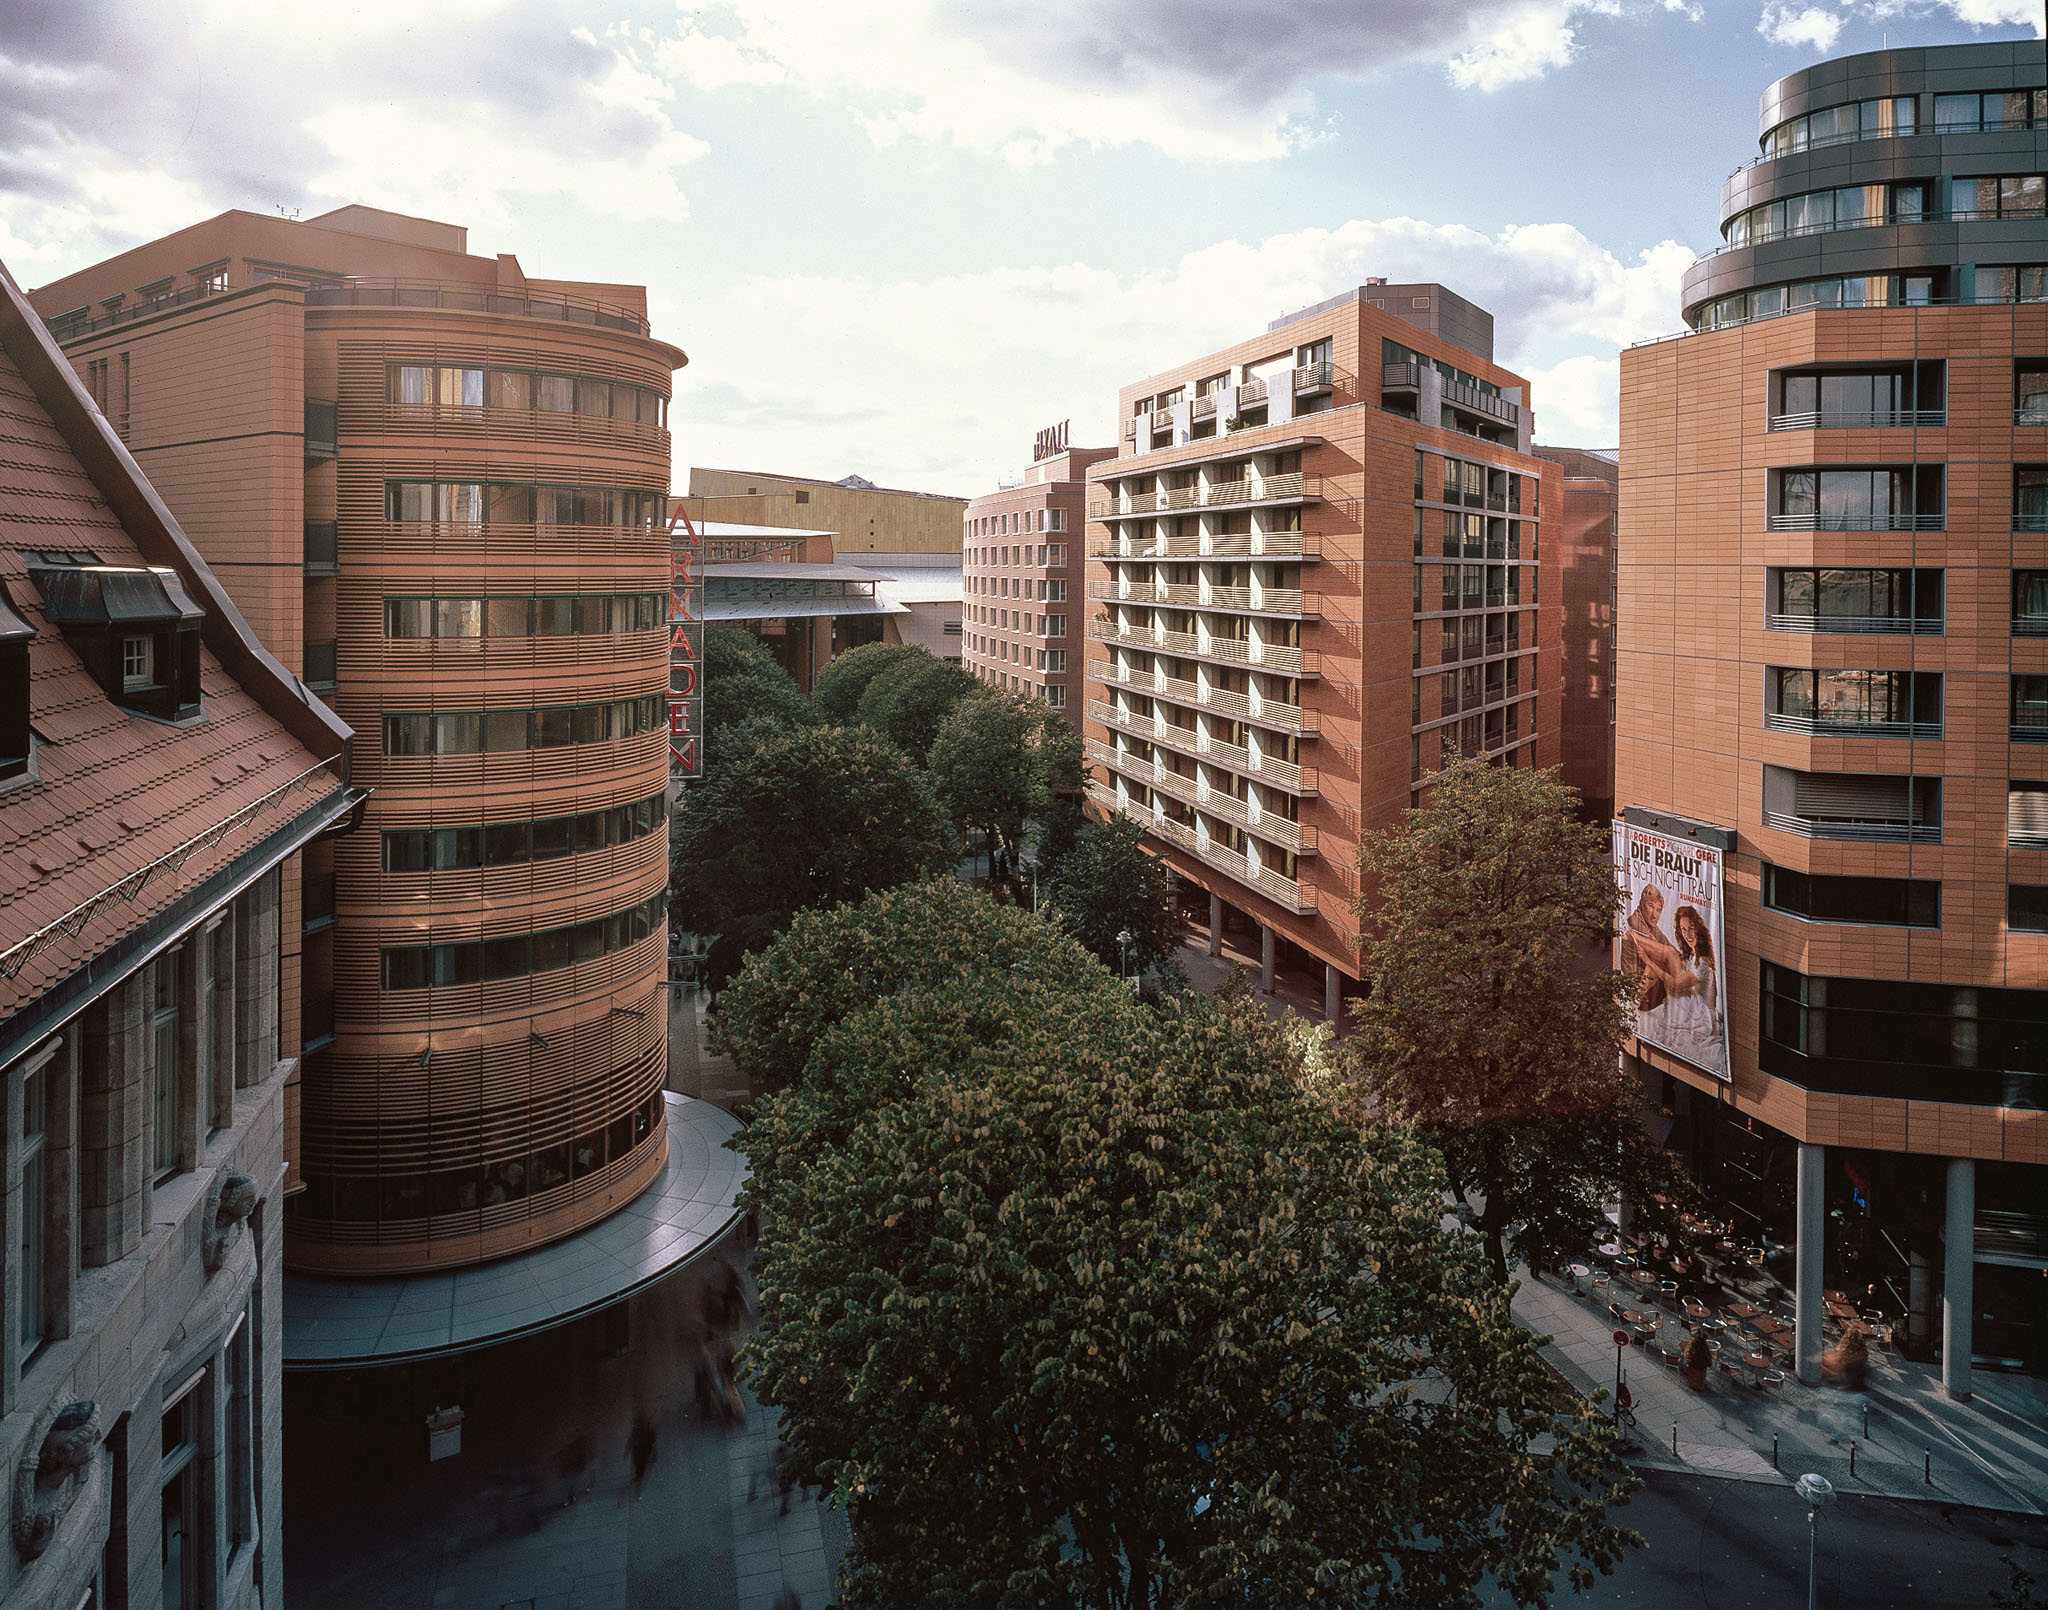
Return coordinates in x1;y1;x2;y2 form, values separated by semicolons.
667;215;1695;491
1757;3;1847;49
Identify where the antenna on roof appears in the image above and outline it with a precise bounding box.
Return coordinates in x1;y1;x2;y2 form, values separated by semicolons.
275;205;300;221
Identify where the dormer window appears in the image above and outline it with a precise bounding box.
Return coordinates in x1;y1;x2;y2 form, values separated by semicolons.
28;559;204;722
0;580;34;783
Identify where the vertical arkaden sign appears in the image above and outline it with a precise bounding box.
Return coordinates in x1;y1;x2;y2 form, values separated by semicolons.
668;506;703;780
1613;820;1730;1081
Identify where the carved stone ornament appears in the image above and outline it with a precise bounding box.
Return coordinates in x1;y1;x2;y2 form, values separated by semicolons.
202;1169;258;1275
13;1400;100;1561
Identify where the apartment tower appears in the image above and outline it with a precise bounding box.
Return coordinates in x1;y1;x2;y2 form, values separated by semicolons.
1086;284;1561;1014
29;210;687;1280
964;426;1114;718
1621;41;2048;1385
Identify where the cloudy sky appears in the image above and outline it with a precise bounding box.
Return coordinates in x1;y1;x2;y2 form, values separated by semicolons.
2;0;2040;493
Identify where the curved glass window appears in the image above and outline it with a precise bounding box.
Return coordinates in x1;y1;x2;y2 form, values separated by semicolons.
381;693;664;755
384;480;665;528
384;592;664;638
380;890;667;989
1952;174;2048;219
1933;90;2048;134
382;789;666;873
389;364;666;427
1727;182;1928;247
1696;272;1937;330
1761;96;1914;158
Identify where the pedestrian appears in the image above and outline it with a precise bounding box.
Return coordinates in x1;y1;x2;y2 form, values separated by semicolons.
627;1411;657;1491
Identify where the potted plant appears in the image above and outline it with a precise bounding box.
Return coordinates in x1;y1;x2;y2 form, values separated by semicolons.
1683;1330;1713;1391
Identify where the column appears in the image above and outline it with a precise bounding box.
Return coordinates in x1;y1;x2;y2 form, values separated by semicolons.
235;872;280;1089
1208;892;1222;958
1794;1142;1825;1385
1259;927;1275;995
1324;963;1341;1024
1943;1158;1975;1401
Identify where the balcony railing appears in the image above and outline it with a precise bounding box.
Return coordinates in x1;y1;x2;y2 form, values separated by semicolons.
1442;379;1518;424
1191;393;1217;420
1091;582;1318;617
1766;611;1942;635
1236;377;1269;407
1089;702;1315;794
1090;471;1320;521
303;277;651;334
1763;712;1941;741
2018;514;2048;533
1294;361;1339;392
1085;660;1317;736
1090;530;1320;561
1767;409;1946;431
1088;743;1316;851
1086;616;1317;678
303;521;339;575
2018;405;2048;427
1382;361;1422;391
1762;809;1938;843
2016;614;2048;638
1765;512;1944;531
1087;783;1316;913
2014;721;2048;743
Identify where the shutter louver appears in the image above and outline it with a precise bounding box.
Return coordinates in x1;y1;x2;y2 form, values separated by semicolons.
1792;771;1913;820
2011;783;2048;845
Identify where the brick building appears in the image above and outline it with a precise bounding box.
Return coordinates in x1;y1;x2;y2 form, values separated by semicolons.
1620;41;2048;1386
0;258;354;1608
1085;282;1561;1015
1534;446;1619;819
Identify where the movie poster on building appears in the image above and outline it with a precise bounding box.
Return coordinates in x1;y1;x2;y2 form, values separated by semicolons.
1613;821;1730;1081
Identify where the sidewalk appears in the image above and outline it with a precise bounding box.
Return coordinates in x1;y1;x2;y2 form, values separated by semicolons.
1516;1267;2048;1515
1173;926;1341;1028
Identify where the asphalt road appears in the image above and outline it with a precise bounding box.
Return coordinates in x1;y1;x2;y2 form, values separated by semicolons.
1482;1469;2048;1609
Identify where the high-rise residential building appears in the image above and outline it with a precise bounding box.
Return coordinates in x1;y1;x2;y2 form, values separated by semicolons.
1620;41;2048;1388
27;209;690;1291
1534;446;1620;820
1086;283;1560;1016
0;258;353;1608
963;428;1114;717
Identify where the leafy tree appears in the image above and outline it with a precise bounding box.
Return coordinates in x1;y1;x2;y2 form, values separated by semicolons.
700;624;815;762
712;877;1103;1097
1346;755;1687;1282
855;650;977;763
671;720;951;989
811;640;927;723
926;689;1060;873
1041;812;1184;979
740;929;1638;1609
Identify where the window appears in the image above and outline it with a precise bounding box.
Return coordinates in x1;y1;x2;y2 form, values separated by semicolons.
1044;581;1067;603
1043;614;1066;638
1761;764;1940;842
1763;96;1915;157
1766;667;1940;736
1764;863;1938;927
151;951;181;1180
383;592;663;638
0;581;32;782
381;790;666;872
2018;468;2048;530
122;634;155;691
382;693;663;756
2012;783;2048;848
388;364;664;425
1771;467;1940;530
1040;650;1066;674
19;1056;45;1348
1953;173;2048;219
160;1369;205;1610
2013;675;2048;740
379;890;668;990
1046;684;1066;709
1770;567;1941;632
2017;571;2048;635
2010;885;2048;933
385;480;663;529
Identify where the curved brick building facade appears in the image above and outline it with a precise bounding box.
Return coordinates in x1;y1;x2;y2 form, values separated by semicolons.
1623;44;2048;1384
30;209;686;1274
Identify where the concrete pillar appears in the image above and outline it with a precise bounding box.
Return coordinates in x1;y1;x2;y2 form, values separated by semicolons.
1208;892;1222;958
1943;1157;1975;1401
1259;927;1275;995
1324;962;1341;1024
1794;1142;1826;1385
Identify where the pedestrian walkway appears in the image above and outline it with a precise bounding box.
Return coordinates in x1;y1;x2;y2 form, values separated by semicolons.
1516;1267;2048;1515
670;980;748;1108
1173;926;1339;1027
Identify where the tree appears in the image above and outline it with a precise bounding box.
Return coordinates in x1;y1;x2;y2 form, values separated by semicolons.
712;877;1103;1097
738;908;1638;1609
811;640;927;723
700;624;815;763
671;720;951;989
1346;755;1688;1282
1041;812;1184;980
926;689;1053;872
854;650;977;763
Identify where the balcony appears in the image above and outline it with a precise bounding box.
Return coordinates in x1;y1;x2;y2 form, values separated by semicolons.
1086;616;1318;678
1090;530;1321;562
1762;810;1938;843
302;872;337;934
303;639;338;694
1382;361;1421;392
303;521;339;576
1763;712;1941;741
1088;700;1315;794
2018;405;2048;428
1090;582;1318;618
303;276;651;335
1766;512;1944;532
1236;377;1268;407
1085;659;1318;736
1442;379;1517;425
1089;471;1322;522
1768;408;1946;431
1087;782;1315;913
1294;360;1339;393
1191;393;1217;421
1087;742;1317;853
304;399;338;458
1767;611;1941;635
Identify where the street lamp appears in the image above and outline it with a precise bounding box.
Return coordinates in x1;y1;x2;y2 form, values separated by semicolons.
1116;928;1135;990
1794;1472;1834;1610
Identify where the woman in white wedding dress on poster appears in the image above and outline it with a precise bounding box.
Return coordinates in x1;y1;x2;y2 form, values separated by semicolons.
1666;904;1724;1075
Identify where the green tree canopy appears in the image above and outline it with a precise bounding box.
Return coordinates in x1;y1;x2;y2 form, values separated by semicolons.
1346;755;1686;1280
855;650;978;763
700;624;815;763
1041;812;1184;979
712;877;1103;1097
671;720;951;988
811;640;928;723
926;689;1052;854
740;928;1637;1608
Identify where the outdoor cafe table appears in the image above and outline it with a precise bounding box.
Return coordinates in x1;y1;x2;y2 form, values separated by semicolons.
1724;1300;1761;1321
1744;1349;1773;1371
1627;1269;1658;1290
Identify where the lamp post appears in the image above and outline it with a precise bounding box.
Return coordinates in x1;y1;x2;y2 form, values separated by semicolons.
1795;1472;1834;1610
1116;928;1135;991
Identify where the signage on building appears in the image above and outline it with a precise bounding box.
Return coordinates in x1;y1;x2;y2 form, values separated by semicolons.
667;508;704;780
1613;819;1730;1081
1032;419;1069;462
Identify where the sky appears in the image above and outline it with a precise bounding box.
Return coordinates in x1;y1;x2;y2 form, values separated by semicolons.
1;0;2042;496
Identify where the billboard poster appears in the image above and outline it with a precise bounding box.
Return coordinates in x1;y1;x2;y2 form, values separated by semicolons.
1613;820;1730;1081
668;510;703;780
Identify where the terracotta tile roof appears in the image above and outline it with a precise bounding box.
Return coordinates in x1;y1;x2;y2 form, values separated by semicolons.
0;332;342;1020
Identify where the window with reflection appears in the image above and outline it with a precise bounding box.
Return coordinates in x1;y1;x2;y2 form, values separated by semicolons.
384;592;663;638
1774;467;1937;528
1767;667;1939;733
1763;95;1915;156
1769;567;1941;629
2015;571;2048;635
389;363;664;426
385;480;664;528
1979;267;2048;304
1764;864;1938;927
1772;364;1942;425
1952;174;2048;219
2012;674;2048;738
